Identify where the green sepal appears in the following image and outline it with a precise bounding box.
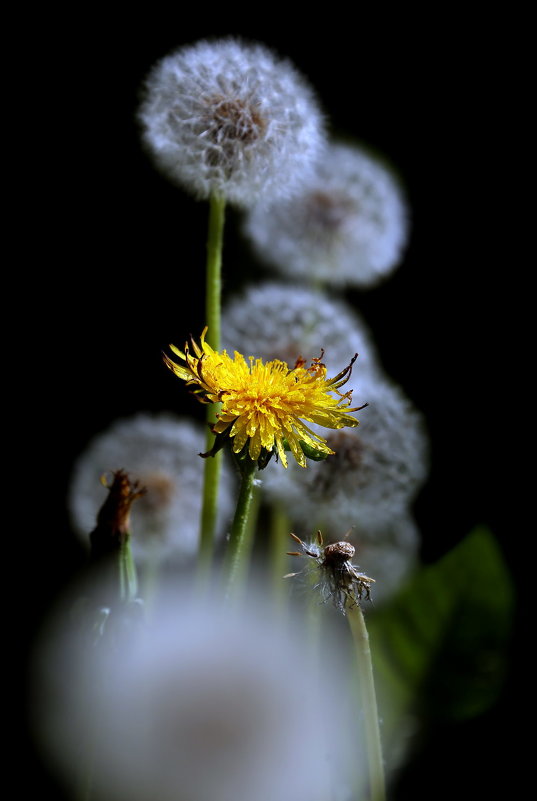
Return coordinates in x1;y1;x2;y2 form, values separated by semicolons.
282;438;329;462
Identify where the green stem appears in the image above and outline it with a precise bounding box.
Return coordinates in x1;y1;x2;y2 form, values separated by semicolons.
197;449;222;583
270;502;291;610
347;604;386;801
235;478;261;587
205;192;225;352
119;537;138;602
223;459;257;600
198;192;226;579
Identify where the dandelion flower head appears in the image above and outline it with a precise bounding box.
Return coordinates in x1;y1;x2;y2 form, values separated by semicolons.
245;141;408;286
164;327;364;468
138;38;325;207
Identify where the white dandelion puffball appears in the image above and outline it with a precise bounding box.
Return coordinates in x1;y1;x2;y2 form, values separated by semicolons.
138;38;325;207
355;516;420;602
222;282;382;378
264;374;428;531
245;141;409;287
34;587;358;801
69;414;234;562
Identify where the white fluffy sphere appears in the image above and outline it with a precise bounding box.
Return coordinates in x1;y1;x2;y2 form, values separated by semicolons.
139;38;325;207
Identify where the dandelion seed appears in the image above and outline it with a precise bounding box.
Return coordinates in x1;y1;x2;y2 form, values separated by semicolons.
164;327;365;468
245;141;408;286
138;38;325;207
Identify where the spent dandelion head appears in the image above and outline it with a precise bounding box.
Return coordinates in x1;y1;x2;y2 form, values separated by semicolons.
89;469;146;561
286;530;375;615
138;38;325;207
163;327;366;468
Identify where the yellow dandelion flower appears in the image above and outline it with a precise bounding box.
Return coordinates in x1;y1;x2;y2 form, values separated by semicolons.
164;327;366;468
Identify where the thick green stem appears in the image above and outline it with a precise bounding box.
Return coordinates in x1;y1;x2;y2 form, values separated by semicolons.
223;459;257;600
234;478;260;588
198;192;226;579
347;604;386;801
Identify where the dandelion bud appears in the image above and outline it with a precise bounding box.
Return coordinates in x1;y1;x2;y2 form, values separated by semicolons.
69;414;235;564
138;38;325;207
244;141;408;286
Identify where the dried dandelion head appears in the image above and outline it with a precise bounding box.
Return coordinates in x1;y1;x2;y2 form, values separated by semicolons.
286;530;375;614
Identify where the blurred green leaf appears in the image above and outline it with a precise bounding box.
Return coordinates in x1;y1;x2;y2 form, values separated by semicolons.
368;527;514;739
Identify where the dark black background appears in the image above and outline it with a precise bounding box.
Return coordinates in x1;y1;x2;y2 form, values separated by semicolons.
20;9;519;799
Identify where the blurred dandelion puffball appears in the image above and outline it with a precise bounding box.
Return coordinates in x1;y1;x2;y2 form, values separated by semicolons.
138;38;325;207
69;414;234;562
245;142;408;287
222;281;382;378
264;375;428;536
34;589;356;801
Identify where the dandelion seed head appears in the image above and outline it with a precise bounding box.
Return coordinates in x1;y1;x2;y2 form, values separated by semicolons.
264;376;428;524
33;586;358;801
139;38;325;207
222;282;382;378
69;414;234;562
245;141;408;286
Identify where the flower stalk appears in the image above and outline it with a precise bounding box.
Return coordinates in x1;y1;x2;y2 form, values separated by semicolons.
198;192;226;579
270;502;291;610
223;456;257;600
119;538;138;602
347;604;386;801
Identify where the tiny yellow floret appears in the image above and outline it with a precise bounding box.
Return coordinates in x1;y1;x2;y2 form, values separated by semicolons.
164;327;364;467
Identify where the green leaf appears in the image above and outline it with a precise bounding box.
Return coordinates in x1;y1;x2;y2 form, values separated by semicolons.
368;527;514;738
